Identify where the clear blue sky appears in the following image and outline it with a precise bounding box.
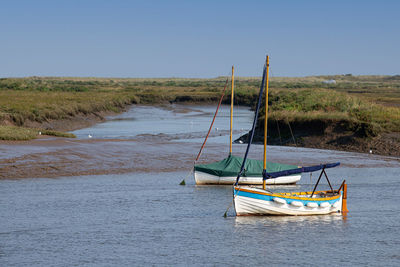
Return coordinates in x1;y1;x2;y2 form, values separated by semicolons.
1;0;399;78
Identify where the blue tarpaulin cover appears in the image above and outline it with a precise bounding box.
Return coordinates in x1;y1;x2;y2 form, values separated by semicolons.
263;162;340;180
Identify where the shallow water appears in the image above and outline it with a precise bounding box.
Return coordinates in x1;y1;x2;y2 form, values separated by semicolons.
71;104;253;143
1;104;400;266
1;168;399;266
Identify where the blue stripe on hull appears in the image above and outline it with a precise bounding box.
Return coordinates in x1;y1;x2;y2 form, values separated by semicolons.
234;189;340;205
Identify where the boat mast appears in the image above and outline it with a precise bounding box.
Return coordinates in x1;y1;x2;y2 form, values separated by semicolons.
229;65;234;155
235;58;267;186
263;56;270;190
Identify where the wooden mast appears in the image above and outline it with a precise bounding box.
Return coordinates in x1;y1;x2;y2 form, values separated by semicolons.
229;65;234;155
263;56;270;190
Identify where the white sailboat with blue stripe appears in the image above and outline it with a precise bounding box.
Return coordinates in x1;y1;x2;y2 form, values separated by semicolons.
234;163;347;216
232;55;348;216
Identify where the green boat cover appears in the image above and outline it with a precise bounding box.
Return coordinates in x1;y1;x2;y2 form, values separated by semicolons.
194;155;298;177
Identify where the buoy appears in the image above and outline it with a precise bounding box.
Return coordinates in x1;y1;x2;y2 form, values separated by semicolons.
320;202;330;208
369;149;372;154
306;202;318;208
273;197;286;204
88;134;92;138
290;201;303;207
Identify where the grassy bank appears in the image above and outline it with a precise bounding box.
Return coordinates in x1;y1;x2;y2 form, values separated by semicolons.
0;76;399;143
236;87;400;156
0;90;138;127
266;88;400;134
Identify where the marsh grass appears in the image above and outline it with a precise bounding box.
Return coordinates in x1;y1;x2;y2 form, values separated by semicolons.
0;75;399;140
40;129;76;138
0;90;138;126
255;88;400;137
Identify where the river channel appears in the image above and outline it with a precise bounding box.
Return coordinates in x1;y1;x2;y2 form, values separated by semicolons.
1;104;399;266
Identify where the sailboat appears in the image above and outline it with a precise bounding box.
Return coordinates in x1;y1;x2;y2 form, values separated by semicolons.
194;66;301;185
233;55;348;216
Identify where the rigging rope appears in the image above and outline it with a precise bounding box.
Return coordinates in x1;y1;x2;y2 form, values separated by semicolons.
270;66;304;169
180;77;229;185
276;119;282;145
180;166;194;185
287;119;297;147
194;78;229;162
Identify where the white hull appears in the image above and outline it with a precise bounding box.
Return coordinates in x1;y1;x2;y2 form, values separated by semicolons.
194;171;301;185
234;187;343;216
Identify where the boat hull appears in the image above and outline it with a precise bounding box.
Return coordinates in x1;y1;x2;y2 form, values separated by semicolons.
234;186;342;216
194;171;301;185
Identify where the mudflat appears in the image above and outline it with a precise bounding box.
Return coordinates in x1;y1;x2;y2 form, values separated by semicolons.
1;104;399;179
1;135;399;179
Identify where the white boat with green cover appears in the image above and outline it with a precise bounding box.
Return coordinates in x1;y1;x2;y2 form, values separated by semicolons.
193;66;302;185
194;155;301;185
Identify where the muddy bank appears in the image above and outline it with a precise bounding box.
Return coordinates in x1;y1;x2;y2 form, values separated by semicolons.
1;103;399;180
1;135;399;179
22;110;121;132
0;138;228;179
236;120;400;157
3;99;400;158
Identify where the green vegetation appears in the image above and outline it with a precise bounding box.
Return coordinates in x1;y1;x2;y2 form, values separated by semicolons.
0;90;138;126
0;75;399;141
268;74;400;107
40;129;76;138
0;126;38;140
260;88;400;138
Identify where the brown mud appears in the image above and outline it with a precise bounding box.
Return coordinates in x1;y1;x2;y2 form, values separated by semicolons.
1;134;399;179
1;104;399;179
22;110;120;132
0;137;219;179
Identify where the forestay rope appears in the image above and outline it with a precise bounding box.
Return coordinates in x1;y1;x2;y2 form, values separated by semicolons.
195;78;229;162
180;78;229;185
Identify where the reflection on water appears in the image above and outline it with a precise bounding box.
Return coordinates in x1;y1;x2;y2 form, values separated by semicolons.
234;213;344;228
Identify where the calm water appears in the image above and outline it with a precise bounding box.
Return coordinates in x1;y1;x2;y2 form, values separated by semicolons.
1;105;400;266
71;104;253;143
1;169;400;266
